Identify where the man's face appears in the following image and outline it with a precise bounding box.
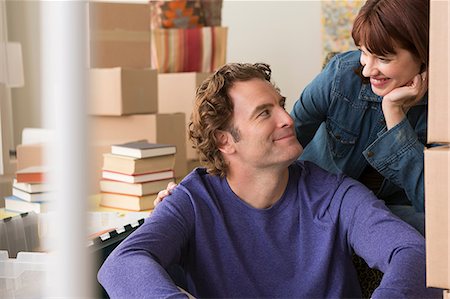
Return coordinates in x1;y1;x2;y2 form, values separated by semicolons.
226;79;303;170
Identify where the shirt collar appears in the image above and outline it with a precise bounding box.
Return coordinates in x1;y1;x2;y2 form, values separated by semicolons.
359;83;381;102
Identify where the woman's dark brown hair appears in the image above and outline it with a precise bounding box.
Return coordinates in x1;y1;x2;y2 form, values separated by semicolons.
352;0;429;80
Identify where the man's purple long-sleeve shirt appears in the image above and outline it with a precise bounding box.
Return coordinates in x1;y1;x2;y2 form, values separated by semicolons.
98;161;440;298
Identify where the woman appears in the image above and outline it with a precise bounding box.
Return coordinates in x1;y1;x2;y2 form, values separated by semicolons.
291;0;428;234
156;0;429;235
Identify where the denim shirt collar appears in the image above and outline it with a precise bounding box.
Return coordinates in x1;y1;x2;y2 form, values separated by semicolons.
358;83;428;106
359;83;381;102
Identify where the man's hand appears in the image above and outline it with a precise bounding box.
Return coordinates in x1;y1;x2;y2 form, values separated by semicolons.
153;182;178;206
382;72;428;130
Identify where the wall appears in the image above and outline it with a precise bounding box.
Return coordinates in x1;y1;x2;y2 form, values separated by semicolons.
6;0;42;146
222;0;322;111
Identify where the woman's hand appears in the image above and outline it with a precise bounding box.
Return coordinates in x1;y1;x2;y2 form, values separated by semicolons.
382;71;428;130
153;182;178;207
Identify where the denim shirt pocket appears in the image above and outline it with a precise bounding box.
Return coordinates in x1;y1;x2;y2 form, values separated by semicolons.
325;119;358;158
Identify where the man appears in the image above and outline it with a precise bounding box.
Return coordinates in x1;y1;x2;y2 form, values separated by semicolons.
98;63;439;298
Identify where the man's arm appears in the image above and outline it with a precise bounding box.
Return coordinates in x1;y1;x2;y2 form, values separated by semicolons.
98;190;195;298
338;179;441;298
98;253;188;298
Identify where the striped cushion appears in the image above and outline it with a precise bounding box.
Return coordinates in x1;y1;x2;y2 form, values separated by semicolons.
151;26;227;73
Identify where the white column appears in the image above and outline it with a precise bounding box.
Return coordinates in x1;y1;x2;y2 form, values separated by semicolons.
40;1;91;297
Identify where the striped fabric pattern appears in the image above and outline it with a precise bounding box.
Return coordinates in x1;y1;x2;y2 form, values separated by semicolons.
151;26;227;73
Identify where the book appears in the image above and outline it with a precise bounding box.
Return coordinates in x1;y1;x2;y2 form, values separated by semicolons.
102;169;175;184
100;178;175;196
111;140;176;158
102;153;175;175
4;195;53;213
12;187;52;203
13;179;52;193
99;193;155;211
15;166;48;183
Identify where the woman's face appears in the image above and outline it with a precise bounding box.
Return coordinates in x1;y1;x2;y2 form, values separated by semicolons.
359;45;422;97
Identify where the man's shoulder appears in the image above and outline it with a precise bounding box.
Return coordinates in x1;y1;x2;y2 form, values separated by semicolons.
176;167;222;200
157;167;218;213
179;167;215;187
292;161;385;229
292;160;372;203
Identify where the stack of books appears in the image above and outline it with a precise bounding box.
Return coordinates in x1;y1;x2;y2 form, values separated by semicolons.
5;166;54;213
99;140;176;211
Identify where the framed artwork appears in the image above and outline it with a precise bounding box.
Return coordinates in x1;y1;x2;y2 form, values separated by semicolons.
321;0;364;60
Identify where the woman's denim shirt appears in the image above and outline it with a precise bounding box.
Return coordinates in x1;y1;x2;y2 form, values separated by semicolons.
291;50;427;212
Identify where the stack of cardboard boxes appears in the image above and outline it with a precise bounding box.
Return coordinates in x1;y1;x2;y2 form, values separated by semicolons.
425;0;450;296
158;72;210;169
87;2;189;194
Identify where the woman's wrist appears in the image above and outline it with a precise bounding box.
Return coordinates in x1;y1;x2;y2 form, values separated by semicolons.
382;100;406;130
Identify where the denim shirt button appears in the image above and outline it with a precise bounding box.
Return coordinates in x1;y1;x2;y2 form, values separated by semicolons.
335;134;341;140
367;151;375;158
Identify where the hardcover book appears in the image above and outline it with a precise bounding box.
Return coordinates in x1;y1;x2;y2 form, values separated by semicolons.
102;169;174;184
102;153;175;175
15;166;48;183
4;195;53;213
99;178;175;196
13;179;52;194
111;140;176;158
99;193;155;211
12;188;52;203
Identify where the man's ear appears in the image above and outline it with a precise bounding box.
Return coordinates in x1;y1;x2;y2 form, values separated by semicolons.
215;130;235;154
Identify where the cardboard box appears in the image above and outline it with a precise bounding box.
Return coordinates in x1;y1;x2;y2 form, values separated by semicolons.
89;30;151;68
88;2;151;68
88;68;157;116
0;174;14;208
89;113;187;193
158;72;210;160
428;0;450;143
15;143;44;171
88;2;150;32
425;145;450;289
187;159;201;173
